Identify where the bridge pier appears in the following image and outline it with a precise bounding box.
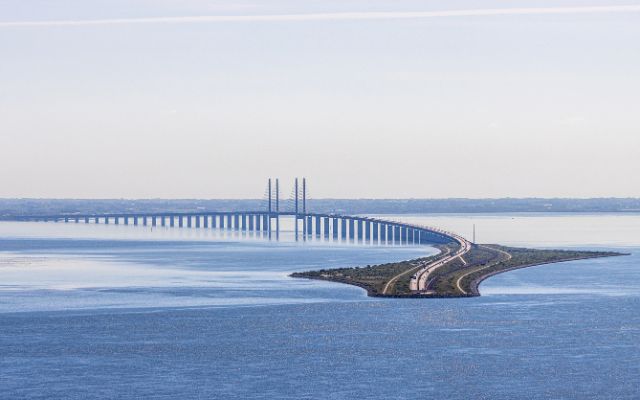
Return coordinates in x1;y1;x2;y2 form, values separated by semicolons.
262;214;269;232
365;221;371;243
248;214;254;231
347;219;353;241
322;217;329;238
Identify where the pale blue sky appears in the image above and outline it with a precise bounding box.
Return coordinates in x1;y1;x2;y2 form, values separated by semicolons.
1;1;639;198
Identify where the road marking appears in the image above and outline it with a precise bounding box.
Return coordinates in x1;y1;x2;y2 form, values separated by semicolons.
455;245;511;295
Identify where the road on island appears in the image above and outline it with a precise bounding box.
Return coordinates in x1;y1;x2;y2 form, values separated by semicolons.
410;234;473;292
454;245;512;295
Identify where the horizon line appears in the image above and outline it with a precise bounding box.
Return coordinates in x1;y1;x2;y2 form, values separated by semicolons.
1;5;640;28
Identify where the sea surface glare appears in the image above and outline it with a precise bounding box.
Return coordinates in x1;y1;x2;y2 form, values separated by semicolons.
1;214;639;399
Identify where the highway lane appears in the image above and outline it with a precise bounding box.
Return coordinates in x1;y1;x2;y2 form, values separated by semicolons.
410;234;472;292
454;245;512;294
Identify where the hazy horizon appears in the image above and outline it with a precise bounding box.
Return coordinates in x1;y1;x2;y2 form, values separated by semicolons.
2;0;639;199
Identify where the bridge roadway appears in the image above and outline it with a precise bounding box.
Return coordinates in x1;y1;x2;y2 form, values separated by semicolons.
409;232;472;293
1;211;462;247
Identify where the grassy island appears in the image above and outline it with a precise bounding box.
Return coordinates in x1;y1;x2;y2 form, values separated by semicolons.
290;244;626;297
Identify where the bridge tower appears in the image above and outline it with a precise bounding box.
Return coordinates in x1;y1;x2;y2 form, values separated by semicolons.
294;178;299;241
302;177;307;242
275;178;280;240
267;177;280;240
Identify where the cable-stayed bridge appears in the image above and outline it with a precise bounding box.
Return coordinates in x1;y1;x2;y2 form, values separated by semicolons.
1;179;466;247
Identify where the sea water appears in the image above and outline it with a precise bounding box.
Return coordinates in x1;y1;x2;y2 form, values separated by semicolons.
1;214;638;399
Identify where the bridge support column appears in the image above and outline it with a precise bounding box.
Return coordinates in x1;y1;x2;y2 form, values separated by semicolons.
332;218;338;240
211;215;217;228
115;217;120;225
373;222;379;242
226;214;232;229
124;216;129;225
348;219;355;241
169;216;174;227
248;214;254;231
161;216;166;227
241;214;246;231
365;221;371;243
404;227;409;244
340;219;347;240
84;217;89;223
233;214;239;230
262;215;269;231
133;217;138;226
357;220;363;242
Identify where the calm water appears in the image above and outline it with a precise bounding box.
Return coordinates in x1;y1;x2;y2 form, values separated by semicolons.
1;214;639;399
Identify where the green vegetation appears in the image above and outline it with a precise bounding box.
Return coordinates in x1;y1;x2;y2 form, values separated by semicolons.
290;245;451;296
291;244;626;298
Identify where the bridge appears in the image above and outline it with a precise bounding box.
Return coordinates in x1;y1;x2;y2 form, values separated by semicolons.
0;178;472;291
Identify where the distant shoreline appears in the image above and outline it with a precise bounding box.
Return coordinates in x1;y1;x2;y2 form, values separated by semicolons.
2;198;640;217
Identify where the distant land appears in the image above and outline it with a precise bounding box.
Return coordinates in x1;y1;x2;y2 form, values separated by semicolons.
0;198;639;217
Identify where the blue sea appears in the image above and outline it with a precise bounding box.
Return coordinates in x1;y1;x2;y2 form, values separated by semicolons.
1;214;639;399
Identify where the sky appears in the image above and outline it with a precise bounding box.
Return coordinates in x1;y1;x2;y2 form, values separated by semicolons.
0;0;639;199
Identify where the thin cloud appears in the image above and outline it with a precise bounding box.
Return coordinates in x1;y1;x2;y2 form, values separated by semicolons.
1;5;640;28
